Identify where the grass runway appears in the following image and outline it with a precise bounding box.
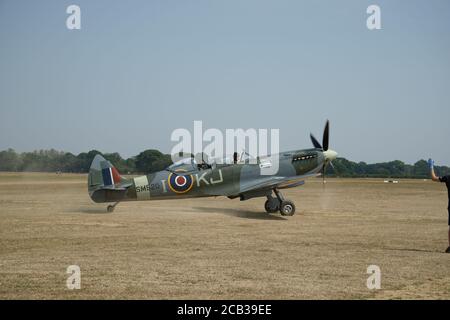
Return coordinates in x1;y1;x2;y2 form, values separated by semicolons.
0;173;449;299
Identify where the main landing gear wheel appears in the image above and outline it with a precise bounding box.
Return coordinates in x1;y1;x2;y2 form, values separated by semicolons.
264;197;280;213
279;200;295;216
265;188;296;216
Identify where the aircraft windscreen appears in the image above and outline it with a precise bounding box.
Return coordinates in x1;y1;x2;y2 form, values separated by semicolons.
239;151;257;163
166;158;198;172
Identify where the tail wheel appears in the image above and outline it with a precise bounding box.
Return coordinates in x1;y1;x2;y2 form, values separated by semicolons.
264;199;279;213
279;200;295;216
107;205;115;213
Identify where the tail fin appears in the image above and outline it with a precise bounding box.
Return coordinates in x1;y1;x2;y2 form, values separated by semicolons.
88;154;130;202
88;154;123;188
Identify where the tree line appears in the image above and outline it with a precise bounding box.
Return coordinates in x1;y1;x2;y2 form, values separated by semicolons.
0;149;171;175
0;148;449;178
330;158;450;179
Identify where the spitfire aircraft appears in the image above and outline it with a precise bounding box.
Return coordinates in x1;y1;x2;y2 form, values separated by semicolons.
88;121;338;216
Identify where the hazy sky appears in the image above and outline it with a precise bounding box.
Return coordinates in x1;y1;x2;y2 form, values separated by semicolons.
1;0;449;165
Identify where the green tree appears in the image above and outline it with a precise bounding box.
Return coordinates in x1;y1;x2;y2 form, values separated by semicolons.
103;152;131;173
413;160;429;178
0;149;21;171
134;149;172;174
75;150;103;173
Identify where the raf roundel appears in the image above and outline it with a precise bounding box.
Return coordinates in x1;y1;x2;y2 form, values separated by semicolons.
168;172;194;194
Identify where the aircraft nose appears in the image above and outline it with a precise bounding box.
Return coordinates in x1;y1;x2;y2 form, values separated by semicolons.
323;149;338;161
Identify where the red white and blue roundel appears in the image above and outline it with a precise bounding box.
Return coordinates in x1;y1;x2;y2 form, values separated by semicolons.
168;172;194;194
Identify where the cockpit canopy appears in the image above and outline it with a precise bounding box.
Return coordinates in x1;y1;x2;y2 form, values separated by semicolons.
165;151;260;172
209;152;257;165
166;157;198;173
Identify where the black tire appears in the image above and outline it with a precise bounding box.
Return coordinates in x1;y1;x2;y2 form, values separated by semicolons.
279;200;295;216
107;205;115;213
264;199;279;213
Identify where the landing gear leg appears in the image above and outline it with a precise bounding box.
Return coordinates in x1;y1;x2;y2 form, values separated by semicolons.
273;189;296;216
264;194;280;213
107;202;119;213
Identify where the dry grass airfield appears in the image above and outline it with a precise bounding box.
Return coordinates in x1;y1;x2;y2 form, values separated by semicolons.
0;172;449;299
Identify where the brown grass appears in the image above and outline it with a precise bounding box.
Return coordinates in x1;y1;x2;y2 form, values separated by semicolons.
0;173;449;299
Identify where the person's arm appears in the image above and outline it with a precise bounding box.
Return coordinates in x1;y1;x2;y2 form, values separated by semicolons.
428;159;440;182
431;168;440;181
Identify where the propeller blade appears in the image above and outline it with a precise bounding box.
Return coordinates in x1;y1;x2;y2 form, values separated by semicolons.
329;161;335;172
329;161;338;177
322;120;329;151
310;133;322;149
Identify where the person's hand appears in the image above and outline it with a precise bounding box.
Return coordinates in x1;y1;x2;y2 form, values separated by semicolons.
428;158;434;170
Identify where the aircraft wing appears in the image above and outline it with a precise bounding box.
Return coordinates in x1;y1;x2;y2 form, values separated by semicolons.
238;172;320;194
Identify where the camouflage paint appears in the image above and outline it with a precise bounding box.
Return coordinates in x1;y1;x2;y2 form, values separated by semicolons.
88;148;329;204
